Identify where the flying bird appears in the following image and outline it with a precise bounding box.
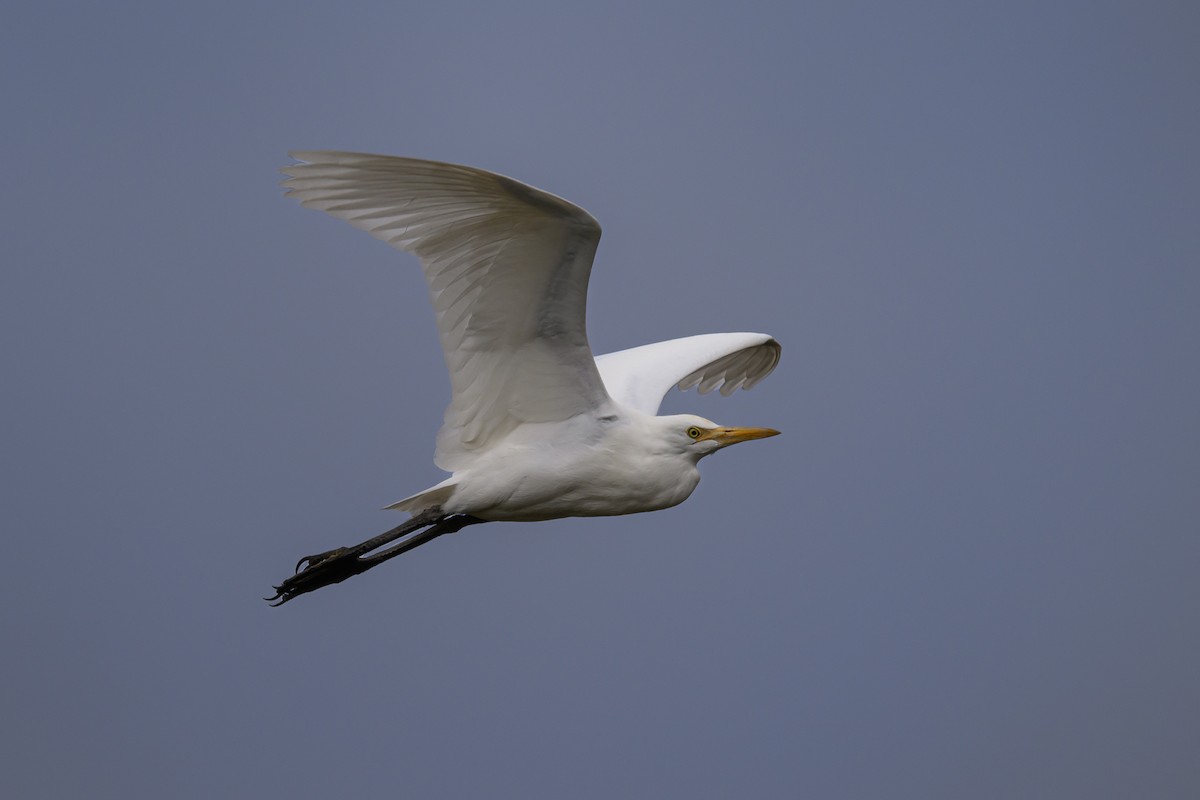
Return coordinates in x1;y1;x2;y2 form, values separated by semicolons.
268;152;781;605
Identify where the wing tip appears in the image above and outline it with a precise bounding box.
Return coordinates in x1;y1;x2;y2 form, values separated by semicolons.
675;335;781;396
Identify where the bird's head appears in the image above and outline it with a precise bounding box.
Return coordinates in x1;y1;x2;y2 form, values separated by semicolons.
661;414;780;461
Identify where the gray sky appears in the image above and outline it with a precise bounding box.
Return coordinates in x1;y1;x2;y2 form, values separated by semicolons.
3;2;1198;797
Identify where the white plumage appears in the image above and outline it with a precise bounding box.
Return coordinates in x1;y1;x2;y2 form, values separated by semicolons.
281;151;780;523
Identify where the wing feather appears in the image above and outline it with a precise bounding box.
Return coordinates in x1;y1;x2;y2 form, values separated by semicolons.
595;333;781;415
283;152;610;470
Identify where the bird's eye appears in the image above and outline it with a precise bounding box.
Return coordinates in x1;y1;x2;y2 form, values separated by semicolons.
687;426;703;439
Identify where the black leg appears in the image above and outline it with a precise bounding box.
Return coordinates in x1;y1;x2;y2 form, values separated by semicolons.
266;508;487;606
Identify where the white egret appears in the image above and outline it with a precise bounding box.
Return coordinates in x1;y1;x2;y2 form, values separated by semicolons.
268;152;781;605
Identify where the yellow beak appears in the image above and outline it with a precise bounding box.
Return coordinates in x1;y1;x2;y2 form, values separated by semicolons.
705;426;781;447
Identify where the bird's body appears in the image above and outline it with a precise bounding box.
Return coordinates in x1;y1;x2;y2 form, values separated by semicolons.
401;410;706;522
268;152;781;604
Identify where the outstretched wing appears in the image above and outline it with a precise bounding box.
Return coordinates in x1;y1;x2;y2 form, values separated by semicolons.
594;333;781;415
282;152;611;470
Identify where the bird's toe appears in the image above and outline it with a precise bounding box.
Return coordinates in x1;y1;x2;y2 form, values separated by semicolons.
294;547;349;574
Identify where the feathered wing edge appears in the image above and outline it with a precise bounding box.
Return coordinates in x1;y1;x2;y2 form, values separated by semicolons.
594;332;781;416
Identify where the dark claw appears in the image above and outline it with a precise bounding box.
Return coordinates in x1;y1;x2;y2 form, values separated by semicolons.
267;548;370;606
294;547;347;574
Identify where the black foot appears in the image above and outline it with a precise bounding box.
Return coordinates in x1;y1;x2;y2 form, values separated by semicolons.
266;546;372;606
